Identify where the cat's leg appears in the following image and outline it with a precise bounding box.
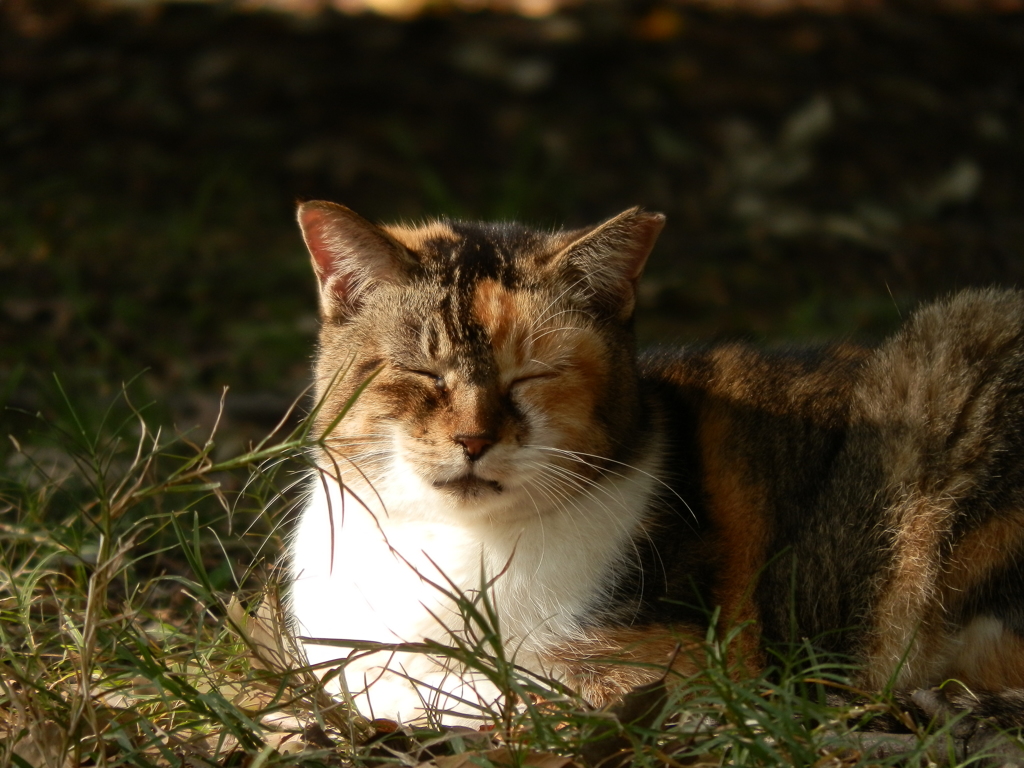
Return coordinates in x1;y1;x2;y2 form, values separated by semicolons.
544;622;757;708
853;489;960;691
873;527;1024;733
856;499;1024;693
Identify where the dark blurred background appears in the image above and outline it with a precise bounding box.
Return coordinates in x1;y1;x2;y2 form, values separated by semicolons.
3;0;1024;447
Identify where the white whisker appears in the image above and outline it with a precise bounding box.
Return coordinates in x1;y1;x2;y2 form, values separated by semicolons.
526;444;698;524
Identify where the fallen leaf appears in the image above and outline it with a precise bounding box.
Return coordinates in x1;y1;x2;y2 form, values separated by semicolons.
428;747;579;768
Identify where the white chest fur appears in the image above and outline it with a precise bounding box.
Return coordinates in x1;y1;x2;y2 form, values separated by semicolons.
287;455;659;724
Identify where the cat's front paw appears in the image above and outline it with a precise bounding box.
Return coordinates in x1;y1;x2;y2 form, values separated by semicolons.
322;659;506;728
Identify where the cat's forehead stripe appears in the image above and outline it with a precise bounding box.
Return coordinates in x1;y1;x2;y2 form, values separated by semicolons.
382;219;561;380
472;279;519;352
382;220;458;252
403;224;538;376
390;219;549;288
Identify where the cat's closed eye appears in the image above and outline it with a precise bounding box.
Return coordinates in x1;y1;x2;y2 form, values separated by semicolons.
510;371;558;389
403;367;447;391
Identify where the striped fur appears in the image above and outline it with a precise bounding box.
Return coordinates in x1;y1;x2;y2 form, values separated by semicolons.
288;201;1024;726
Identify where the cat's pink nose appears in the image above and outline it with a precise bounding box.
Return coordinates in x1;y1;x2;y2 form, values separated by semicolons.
455;434;494;461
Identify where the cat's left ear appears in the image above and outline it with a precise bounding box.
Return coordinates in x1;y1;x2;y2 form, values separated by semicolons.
553;207;666;321
297;201;417;319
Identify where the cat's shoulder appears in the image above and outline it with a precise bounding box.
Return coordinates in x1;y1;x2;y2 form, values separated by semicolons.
634;287;1024;432
638;339;870;421
640;287;1024;381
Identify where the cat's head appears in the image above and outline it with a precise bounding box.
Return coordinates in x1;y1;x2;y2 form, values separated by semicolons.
297;202;664;521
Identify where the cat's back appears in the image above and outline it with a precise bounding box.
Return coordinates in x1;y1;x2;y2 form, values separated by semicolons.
641;339;870;426
640;287;1024;485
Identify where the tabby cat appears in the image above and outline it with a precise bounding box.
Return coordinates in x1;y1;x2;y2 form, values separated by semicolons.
287;201;1024;726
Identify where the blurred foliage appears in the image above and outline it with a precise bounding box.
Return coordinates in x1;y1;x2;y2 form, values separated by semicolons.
2;0;1024;439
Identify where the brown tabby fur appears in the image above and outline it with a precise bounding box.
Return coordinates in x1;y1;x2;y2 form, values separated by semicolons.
294;200;1024;720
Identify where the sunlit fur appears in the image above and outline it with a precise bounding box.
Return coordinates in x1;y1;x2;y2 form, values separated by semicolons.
289;202;1024;727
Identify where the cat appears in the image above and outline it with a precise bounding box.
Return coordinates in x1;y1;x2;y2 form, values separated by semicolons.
287;200;1024;728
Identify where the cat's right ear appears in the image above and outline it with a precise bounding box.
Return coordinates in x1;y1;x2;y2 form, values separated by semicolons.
552;207;666;321
297;201;417;319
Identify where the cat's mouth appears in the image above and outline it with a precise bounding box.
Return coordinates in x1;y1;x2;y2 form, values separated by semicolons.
431;475;504;497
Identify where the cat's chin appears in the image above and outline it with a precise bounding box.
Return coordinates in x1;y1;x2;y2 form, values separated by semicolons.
431;474;504;499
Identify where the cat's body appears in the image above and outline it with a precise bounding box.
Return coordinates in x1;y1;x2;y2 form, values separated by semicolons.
288;202;1024;725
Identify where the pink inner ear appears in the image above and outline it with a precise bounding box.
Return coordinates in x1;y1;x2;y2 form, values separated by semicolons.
624;213;666;281
299;206;341;283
